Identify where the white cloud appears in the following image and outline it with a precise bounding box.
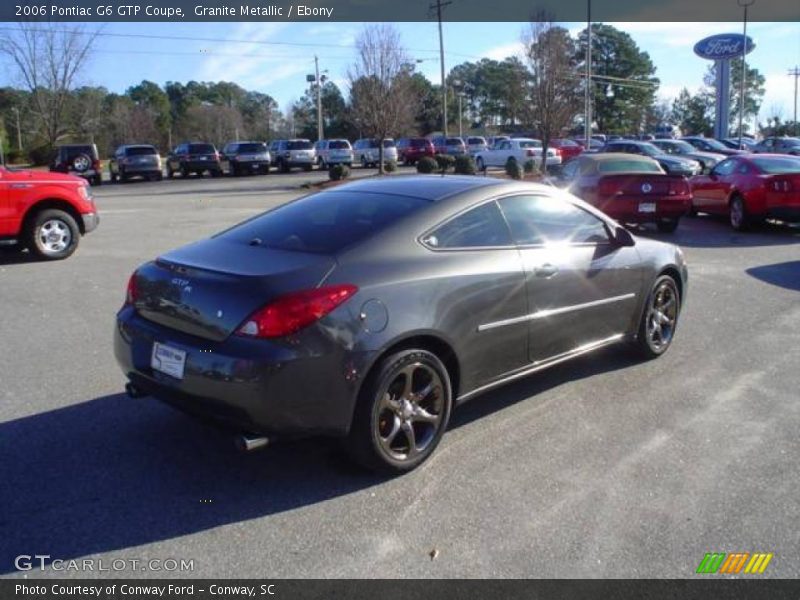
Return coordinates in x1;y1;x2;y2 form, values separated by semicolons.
483;42;525;61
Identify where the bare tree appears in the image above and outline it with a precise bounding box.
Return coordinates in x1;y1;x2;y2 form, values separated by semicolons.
0;23;99;147
522;16;582;171
348;25;415;174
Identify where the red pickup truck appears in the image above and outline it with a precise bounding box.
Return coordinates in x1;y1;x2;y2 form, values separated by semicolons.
0;166;99;260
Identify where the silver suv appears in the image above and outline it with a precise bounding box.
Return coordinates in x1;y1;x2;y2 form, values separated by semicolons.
353;138;398;167
314;139;354;169
269;139;316;172
109;144;162;183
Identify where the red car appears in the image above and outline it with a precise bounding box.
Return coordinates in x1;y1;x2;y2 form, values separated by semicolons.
555;153;691;233
690;154;800;230
0;165;99;260
396;138;435;165
549;138;583;161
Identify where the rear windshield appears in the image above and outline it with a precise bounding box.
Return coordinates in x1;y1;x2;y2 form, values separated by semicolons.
751;157;800;174
518;140;542;148
467;137;486;144
329;140;350;149
220;191;430;254
236;143;267;153
556;139;579;147
188;144;215;154
410;139;429;147
598;159;662;173
288;140;313;150
126;146;157;156
61;146;94;158
383;140;395;148
446;138;463;145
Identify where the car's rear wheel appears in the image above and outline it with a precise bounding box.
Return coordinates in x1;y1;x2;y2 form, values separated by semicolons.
167;167;174;179
634;275;680;359
26;209;80;261
181;167;190;178
729;195;750;231
656;218;679;233
347;349;452;474
361;156;368;169
476;157;485;171
92;175;102;186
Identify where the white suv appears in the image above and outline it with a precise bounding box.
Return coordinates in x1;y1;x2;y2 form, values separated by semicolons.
353;138;398;167
314;139;354;169
269;139;316;172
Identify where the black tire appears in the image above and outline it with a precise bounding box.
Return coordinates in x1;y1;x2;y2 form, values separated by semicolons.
280;160;289;173
687;204;698;217
729;195;750;231
262;165;270;175
656;218;679;233
181;167;190;178
211;169;222;178
120;170;129;183
110;171;118;183
361;156;368;169
303;164;312;172
476;157;485;171
167;168;174;179
155;172;163;181
633;275;681;360
25;208;80;261
92;175;102;186
346;349;453;474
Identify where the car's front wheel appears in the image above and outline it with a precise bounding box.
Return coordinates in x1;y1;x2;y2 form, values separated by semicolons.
347;349;452;474
634;275;680;359
26;209;80;260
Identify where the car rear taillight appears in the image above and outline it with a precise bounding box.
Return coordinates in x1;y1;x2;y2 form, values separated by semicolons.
92;159;101;171
771;179;793;192
553;147;562;157
236;284;358;339
125;272;138;307
669;179;690;196
598;179;619;197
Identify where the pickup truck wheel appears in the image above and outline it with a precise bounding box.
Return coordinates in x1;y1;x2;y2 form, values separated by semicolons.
92;175;102;186
656;218;679;233
26;209;80;260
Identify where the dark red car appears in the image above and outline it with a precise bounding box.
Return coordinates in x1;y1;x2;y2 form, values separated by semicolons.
690;154;800;230
549;138;583;161
554;153;691;233
396;138;435;165
0;165;99;259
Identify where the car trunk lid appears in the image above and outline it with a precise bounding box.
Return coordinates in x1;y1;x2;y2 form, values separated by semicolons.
133;238;336;341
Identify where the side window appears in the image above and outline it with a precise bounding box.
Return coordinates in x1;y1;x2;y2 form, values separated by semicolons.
561;160;579;180
498;195;610;246
736;162;750;174
424;201;512;249
713;159;736;176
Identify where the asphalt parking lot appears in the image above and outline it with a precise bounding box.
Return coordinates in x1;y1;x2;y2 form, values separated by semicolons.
1;171;799;579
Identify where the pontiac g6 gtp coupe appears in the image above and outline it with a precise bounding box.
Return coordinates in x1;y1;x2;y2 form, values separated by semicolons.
115;176;687;473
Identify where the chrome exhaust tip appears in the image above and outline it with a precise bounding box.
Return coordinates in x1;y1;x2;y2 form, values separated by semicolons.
236;434;269;452
125;382;147;399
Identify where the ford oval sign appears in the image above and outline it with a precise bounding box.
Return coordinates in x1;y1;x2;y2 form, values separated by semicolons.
694;34;755;61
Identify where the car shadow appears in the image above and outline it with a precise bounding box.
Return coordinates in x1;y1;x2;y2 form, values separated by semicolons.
635;214;800;248
745;261;800;292
0;247;43;266
0;347;638;573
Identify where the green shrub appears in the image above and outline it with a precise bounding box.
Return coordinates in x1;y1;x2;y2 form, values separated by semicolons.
523;159;541;176
505;157;523;180
329;163;350;181
416;156;438;174
453;154;477;175
383;160;397;173
434;154;455;172
5;149;24;164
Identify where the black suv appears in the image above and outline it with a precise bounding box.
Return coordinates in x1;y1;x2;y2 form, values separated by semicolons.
220;141;271;176
109;144;163;182
166;142;223;178
50;144;102;186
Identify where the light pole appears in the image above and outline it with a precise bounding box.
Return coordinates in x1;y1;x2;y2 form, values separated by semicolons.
584;0;592;146
11;107;22;152
737;0;755;147
307;57;328;142
452;79;465;139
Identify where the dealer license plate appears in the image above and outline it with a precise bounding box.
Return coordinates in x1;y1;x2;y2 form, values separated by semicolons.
639;202;656;213
151;342;187;380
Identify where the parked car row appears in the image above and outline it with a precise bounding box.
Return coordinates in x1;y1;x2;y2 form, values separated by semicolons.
551;151;800;233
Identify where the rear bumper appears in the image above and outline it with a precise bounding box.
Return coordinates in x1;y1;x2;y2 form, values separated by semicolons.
232;160;270;169
121;167;161;175
183;161;221;171
114;308;367;437
82;212;99;234
600;196;691;222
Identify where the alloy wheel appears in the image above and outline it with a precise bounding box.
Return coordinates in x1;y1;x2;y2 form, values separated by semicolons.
374;362;445;462
646;279;678;352
38;219;72;255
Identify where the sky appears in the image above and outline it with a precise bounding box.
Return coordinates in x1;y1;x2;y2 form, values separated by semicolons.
2;20;799;124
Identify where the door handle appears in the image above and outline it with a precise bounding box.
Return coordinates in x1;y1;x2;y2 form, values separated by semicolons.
534;263;559;277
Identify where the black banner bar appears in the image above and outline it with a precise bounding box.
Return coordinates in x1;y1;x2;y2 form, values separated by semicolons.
3;580;800;600
1;0;799;22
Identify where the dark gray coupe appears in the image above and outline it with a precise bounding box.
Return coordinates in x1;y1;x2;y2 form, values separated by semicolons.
115;176;687;473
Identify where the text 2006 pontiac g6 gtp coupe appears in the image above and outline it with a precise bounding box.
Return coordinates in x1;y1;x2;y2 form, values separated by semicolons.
115;176;687;473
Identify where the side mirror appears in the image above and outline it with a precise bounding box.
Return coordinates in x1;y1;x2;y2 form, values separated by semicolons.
612;225;635;247
708;170;718;180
